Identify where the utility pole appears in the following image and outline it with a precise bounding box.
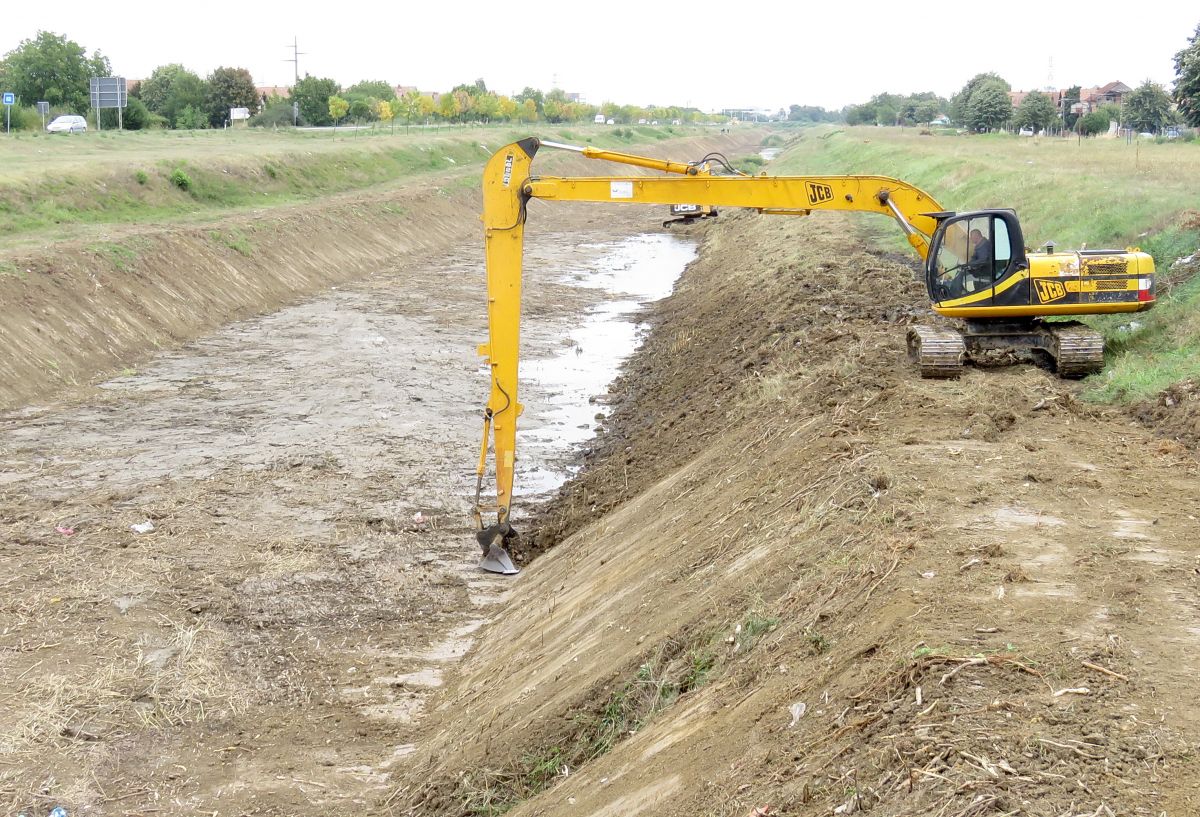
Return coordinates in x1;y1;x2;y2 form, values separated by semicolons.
284;37;307;86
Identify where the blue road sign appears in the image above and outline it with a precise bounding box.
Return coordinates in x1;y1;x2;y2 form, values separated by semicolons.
2;93;13;106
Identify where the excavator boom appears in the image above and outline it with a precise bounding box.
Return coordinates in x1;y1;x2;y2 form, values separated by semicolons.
472;137;942;573
471;137;1153;573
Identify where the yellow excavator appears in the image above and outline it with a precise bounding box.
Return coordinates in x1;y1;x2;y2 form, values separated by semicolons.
472;137;1156;573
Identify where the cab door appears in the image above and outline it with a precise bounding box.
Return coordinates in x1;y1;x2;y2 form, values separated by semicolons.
927;211;1027;310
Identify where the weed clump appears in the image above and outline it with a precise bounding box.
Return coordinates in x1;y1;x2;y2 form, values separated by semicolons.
169;168;192;191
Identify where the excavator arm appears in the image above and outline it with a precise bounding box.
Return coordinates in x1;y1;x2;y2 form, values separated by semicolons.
472;137;944;574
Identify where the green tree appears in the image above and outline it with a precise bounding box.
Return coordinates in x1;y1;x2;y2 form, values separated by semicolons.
474;92;499;122
205;66;257;127
515;87;544;115
519;98;538;123
1124;80;1172;133
347;80;395;101
1013;90;1057;132
952;72;1011;126
437;92;460;121
291;75;339;126
1078;110;1111;136
1173;22;1200;127
348;97;373;121
120;96;155;129
0;31;110;112
1061;85;1082;128
139;64;207;127
964;81;1012;131
328;95;349;126
397;90;422;129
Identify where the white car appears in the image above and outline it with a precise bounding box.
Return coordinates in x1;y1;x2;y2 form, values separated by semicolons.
47;115;87;133
1018;126;1034;137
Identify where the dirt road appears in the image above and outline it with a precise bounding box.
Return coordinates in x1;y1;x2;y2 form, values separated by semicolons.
0;203;689;815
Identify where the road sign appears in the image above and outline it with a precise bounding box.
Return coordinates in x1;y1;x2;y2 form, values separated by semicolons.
2;93;13;106
89;77;126;109
36;101;49;115
90;77;127;130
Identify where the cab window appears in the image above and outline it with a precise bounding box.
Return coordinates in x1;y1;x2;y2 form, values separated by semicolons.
930;214;1016;300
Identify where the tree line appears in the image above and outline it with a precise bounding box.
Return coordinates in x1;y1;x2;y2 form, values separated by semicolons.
788;19;1200;136
0;31;723;131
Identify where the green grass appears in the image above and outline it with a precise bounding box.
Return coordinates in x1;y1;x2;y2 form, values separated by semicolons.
0;124;713;248
772;126;1200;402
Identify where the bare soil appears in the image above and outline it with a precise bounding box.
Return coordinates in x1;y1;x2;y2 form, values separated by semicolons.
397;211;1200;817
0;199;687;815
5;131;1199;817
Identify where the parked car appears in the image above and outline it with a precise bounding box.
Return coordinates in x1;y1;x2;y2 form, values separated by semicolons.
47;115;87;134
1018;126;1034;137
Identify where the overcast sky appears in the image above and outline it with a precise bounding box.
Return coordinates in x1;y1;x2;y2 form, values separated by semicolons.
2;1;1196;111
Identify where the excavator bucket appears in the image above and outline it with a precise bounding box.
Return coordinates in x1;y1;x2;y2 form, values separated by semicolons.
476;523;519;575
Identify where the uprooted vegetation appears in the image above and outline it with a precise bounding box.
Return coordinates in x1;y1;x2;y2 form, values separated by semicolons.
393;211;1198;816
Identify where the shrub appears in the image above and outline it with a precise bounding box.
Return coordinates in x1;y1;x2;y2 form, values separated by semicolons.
251;100;297;128
6;105;44;131
169;168;192;191
174;105;208;130
134;170;149;185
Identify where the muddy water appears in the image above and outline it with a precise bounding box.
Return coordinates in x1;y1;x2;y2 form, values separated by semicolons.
519;233;697;494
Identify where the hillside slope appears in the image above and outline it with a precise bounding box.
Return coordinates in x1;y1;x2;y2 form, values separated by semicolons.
395;211;1200;816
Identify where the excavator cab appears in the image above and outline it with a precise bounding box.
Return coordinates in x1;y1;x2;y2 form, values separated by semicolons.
926;210;1027;307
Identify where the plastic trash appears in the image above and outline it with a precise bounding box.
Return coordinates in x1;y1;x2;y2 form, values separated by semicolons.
55;525;76;536
130;520;155;534
49;807;69;817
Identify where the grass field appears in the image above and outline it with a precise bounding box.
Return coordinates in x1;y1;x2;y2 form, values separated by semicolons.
773;126;1200;402
0;123;698;247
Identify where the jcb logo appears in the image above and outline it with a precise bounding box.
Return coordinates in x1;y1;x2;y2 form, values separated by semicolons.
1034;279;1067;303
806;182;834;205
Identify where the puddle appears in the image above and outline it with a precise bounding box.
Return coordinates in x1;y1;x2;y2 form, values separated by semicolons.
759;146;780;162
519;233;696;493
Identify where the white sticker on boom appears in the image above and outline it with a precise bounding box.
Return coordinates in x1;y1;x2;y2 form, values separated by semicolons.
610;181;634;199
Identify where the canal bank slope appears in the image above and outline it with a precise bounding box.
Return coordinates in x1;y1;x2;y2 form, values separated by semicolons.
0;131;759;411
398;210;1200;816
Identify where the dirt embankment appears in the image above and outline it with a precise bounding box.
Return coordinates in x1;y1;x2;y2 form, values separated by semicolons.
0;132;759;412
0;131;767;815
0;187;480;410
397;211;1200;816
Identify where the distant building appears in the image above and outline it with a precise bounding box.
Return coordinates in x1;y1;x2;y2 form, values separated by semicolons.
1008;81;1130;119
394;85;419;97
1081;81;1131;110
257;86;291;101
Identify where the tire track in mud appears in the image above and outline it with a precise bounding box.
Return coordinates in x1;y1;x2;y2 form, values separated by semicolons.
0;205;690;814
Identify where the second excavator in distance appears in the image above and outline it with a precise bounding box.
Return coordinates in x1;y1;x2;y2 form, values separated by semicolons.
471;137;1157;574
